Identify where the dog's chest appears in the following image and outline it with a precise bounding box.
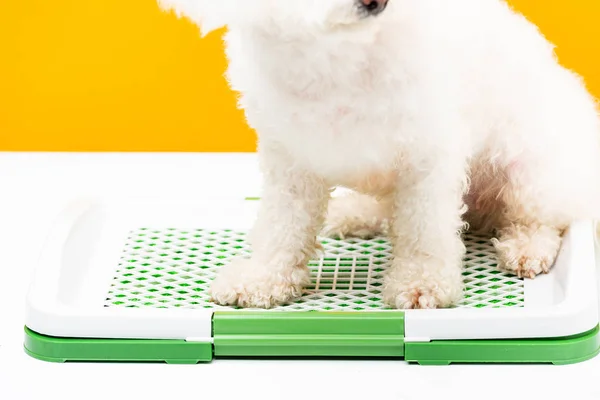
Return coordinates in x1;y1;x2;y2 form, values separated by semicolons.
280;104;401;183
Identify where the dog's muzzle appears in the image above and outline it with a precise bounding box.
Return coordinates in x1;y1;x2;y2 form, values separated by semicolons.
358;0;389;17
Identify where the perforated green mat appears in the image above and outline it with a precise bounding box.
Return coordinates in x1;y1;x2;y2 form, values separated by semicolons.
104;229;524;310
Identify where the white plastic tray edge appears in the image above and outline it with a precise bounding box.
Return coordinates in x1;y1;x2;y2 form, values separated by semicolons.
25;198;215;341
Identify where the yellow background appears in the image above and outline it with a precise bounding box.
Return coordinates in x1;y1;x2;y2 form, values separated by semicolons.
1;1;599;152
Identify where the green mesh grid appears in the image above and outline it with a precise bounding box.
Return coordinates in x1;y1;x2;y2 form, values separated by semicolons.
104;229;524;311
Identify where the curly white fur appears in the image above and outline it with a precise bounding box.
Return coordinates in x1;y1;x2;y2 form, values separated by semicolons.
159;0;600;309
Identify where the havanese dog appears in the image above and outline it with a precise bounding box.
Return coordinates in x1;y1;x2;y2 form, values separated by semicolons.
159;0;600;309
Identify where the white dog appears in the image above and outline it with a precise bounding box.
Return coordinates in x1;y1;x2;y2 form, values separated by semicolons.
159;0;600;309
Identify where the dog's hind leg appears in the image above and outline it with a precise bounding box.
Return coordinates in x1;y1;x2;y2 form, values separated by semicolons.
490;176;568;279
486;158;572;279
321;192;392;239
488;65;600;278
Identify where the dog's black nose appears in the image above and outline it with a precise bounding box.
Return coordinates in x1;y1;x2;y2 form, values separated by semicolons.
359;0;388;16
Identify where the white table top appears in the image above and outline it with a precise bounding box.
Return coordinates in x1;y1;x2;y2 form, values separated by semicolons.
1;152;599;400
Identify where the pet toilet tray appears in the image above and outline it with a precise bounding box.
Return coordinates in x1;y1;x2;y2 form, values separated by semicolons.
24;197;600;365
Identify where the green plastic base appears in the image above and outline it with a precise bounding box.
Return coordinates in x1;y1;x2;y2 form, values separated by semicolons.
25;324;600;365
213;312;405;357
24;328;213;364
405;325;600;365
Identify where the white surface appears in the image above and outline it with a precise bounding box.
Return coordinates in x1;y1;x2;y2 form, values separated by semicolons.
1;152;600;400
25;193;597;341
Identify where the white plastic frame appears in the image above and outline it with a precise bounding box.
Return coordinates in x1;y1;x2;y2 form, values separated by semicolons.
26;196;598;342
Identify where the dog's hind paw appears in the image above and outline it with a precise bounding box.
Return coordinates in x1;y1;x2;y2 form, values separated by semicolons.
492;224;562;279
322;193;391;239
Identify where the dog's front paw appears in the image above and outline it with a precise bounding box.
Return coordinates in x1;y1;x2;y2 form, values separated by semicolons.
382;259;463;309
209;258;311;308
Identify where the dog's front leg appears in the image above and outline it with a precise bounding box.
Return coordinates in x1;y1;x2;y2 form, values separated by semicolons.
383;153;468;309
210;144;329;308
